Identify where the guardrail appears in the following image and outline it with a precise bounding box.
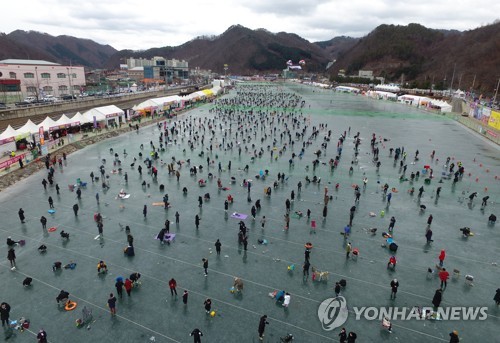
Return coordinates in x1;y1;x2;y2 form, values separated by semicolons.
451;114;500;145
0;83;209;117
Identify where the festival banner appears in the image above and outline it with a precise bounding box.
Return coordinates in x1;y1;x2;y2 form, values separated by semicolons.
39;126;45;145
0;137;15;145
488;110;500;130
0;153;26;170
481;107;491;125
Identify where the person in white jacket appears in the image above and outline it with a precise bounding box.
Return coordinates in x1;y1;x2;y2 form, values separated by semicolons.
283;292;291;307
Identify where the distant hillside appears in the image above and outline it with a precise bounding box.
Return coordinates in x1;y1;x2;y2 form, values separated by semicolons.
3;23;498;93
107;25;331;74
0;33;54;61
1;30;117;67
328;22;500;92
314;36;359;61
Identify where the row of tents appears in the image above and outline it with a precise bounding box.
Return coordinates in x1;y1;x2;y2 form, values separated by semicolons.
0;84;222;154
365;91;452;112
332;87;452;112
0;105;126;142
0;85;222;142
132;88;219;114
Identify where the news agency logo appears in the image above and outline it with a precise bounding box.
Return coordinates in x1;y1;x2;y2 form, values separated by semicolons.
317;297;349;331
318;297;488;331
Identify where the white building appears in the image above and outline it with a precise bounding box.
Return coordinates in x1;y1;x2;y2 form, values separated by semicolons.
0;59;86;99
126;57;189;83
358;70;373;79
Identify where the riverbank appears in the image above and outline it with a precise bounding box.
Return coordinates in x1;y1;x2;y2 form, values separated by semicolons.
0;112;179;191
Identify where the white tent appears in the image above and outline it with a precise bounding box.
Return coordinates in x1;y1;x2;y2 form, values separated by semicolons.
0;125;19;140
71;112;91;124
430;100;452;113
453;89;465;99
194;91;207;98
55;114;80;127
212;80;225;88
367;90;398;100
83;105;124;125
157;95;182;105
38;117;58;131
16;120;39;135
135;99;160;111
335;86;360;93
0;125;18;156
397;95;431;107
184;91;205;101
375;84;401;92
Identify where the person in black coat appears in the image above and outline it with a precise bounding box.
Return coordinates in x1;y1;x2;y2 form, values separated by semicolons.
37;329;48;343
6;237;18;247
449;330;459;343
18;208;25;223
127;234;134;247
432;289;443;308
494;288;500;305
40;216;47;230
304;248;311;262
7;248;16;269
215;239;222;255
258;315;269;340
157;228;167;244
190;328;203;343
1;302;11;327
72;204;79;216
339;327;347;343
202;258;208;276
347;331;357;342
56;290;70;303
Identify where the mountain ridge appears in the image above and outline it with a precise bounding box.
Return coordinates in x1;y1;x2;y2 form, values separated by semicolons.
1;30;117;67
1;23;499;92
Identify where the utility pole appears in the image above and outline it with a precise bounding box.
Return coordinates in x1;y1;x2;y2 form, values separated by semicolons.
471;74;476;90
69;60;74;98
35;66;40;100
67;67;72;98
494;77;500;103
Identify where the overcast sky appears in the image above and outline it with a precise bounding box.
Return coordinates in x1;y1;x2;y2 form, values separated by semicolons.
2;0;498;50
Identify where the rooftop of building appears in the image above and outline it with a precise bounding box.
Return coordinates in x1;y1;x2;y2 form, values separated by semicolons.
0;59;61;66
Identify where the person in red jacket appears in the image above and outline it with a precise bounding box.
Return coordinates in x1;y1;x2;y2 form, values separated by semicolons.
438;250;446;267
387;256;397;270
169;278;177;296
124;278;133;297
439;268;450;290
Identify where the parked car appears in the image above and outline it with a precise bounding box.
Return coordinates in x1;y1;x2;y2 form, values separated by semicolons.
23;96;37;103
0;102;8;109
15;101;31;107
61;94;77;100
42;95;57;103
